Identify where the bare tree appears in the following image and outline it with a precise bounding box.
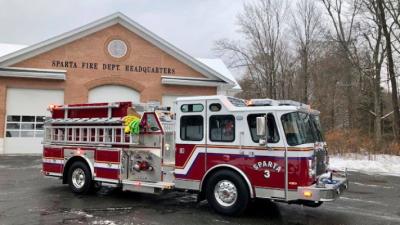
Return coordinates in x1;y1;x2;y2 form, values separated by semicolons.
291;0;324;104
215;0;289;99
321;0;363;128
215;0;399;153
377;0;400;140
383;0;400;55
362;0;386;146
321;0;392;144
277;46;296;99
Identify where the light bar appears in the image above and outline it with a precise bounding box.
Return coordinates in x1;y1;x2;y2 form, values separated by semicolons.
247;98;279;106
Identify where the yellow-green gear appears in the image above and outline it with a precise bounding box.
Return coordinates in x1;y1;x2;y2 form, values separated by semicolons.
123;115;140;134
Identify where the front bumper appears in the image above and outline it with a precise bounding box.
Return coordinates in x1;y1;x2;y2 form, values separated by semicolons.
297;170;348;202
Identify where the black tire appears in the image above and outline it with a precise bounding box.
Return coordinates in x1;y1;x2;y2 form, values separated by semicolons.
92;181;102;192
301;200;323;208
206;170;250;216
68;161;93;194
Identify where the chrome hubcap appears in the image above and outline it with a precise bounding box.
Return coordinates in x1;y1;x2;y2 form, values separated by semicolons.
72;168;85;189
214;180;237;207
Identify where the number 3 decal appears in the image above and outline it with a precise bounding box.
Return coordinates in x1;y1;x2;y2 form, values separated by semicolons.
264;169;270;179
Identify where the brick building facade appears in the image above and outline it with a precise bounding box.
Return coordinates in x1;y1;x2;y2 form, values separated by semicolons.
0;13;239;154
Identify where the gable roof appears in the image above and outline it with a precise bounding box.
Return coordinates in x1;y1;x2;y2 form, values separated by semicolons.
0;43;27;57
0;12;236;86
196;58;241;90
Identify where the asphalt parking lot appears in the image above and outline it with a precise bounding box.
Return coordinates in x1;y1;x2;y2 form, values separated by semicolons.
1;155;400;225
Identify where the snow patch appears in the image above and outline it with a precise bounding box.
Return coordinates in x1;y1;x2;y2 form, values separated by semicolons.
0;43;27;57
196;58;241;89
71;209;94;218
91;220;116;225
329;154;400;176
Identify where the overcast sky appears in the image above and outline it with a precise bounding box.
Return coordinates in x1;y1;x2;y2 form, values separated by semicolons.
0;0;247;60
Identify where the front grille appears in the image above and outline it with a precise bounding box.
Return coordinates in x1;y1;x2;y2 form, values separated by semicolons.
320;190;335;200
315;149;327;176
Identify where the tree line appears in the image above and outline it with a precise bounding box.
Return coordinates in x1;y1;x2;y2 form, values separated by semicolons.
216;0;400;154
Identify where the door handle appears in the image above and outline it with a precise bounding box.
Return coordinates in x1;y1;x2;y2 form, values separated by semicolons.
248;151;255;157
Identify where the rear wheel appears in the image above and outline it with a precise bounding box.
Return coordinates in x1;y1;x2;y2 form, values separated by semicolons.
68;161;93;194
206;170;250;216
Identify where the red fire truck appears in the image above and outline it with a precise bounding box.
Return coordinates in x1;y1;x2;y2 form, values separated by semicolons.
42;95;348;215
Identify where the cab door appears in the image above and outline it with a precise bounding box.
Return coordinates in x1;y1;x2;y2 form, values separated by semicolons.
205;99;241;170
245;111;287;199
174;100;207;186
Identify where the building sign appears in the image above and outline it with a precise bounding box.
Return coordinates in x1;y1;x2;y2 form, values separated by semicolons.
51;60;176;74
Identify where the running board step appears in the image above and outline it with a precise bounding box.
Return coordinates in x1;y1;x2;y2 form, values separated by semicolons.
122;180;175;190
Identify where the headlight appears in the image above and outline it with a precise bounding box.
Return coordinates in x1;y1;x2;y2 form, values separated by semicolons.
326;154;329;166
308;157;316;177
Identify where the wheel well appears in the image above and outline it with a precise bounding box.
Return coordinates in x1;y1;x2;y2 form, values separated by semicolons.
199;166;253;200
62;156;91;184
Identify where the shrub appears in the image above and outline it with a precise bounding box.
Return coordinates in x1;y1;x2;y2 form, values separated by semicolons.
324;129;399;156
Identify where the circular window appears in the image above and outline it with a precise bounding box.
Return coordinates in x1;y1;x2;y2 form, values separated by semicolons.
209;103;221;112
107;39;128;58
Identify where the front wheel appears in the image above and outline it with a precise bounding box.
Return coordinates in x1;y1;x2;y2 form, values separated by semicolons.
300;200;323;207
206;170;250;216
68;161;93;194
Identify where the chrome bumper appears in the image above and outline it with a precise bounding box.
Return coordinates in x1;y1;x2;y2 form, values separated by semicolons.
297;170;348;202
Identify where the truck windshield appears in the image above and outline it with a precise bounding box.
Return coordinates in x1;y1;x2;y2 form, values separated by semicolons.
281;112;324;146
311;114;324;142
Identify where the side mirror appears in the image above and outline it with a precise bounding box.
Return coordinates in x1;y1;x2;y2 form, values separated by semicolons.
256;116;268;145
256;117;266;136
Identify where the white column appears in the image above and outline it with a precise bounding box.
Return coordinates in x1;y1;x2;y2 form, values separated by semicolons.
0;138;4;154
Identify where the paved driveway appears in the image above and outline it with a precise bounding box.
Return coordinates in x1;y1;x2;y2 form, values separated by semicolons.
1;156;399;225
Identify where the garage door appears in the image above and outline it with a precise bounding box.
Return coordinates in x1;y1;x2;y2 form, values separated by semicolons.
4;88;64;154
88;85;140;103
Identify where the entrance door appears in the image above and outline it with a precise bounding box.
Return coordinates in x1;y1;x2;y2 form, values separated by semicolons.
88;85;140;103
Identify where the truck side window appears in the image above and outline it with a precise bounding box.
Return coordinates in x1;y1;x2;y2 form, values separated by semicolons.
180;115;203;141
146;113;161;132
181;104;204;112
209;115;235;142
247;113;279;143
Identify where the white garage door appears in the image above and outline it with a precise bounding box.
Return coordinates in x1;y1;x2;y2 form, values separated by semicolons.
162;95;186;112
88;85;140;103
4;88;64;154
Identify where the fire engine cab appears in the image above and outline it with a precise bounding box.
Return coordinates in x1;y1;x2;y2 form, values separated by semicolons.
42;95;348;215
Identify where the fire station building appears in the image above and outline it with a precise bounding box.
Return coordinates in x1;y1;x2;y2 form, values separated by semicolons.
0;13;240;154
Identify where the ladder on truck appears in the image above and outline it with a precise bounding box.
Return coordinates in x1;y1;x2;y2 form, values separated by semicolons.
45;121;175;146
44;102;176;146
44;121;139;146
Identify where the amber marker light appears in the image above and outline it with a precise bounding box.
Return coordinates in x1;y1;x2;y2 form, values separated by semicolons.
48;104;56;111
304;191;313;198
